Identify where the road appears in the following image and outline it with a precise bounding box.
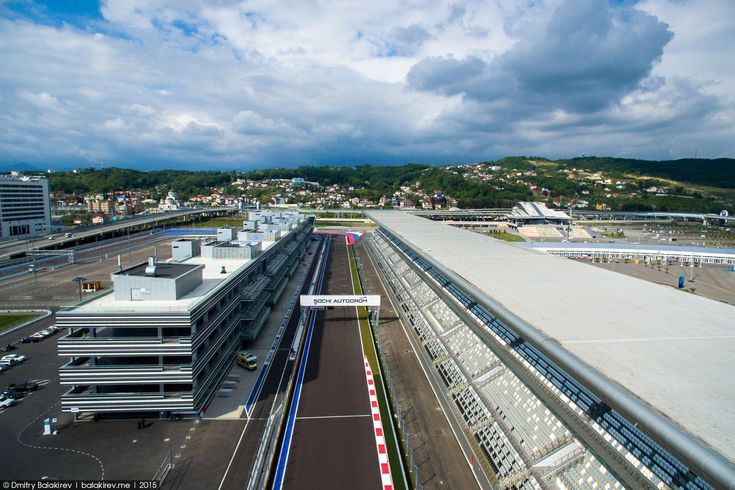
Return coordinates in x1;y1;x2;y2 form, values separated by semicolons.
0;235;176;309
0;229;172;280
0;208;230;263
278;238;382;490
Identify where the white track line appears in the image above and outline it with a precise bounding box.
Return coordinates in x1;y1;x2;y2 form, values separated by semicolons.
295;414;371;420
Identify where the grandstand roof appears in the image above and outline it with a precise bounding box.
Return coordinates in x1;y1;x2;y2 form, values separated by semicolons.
368;210;735;463
507;201;571;221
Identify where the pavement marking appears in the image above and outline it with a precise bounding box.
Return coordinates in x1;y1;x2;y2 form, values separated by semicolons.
16;401;106;481
217;415;254;490
295;414;371;420
363;356;394;490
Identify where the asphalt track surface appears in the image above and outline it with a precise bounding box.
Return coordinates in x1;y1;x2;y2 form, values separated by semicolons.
172;238;325;490
280;238;381;490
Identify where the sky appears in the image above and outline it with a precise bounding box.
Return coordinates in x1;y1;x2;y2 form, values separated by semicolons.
0;0;733;170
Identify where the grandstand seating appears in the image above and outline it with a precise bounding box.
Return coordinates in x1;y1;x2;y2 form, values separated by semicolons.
451;386;490;428
409;313;436;342
474;423;526;480
515;478;543;490
424;337;448;361
482;371;571;458
409;281;438;308
437;358;467;389
393;259;410;276
427;301;461;333
556;451;623;489
445;326;500;378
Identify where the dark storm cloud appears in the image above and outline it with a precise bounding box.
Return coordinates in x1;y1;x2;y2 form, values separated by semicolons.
407;0;674;113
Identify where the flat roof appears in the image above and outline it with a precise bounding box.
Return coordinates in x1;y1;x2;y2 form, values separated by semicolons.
72;237;282;313
117;262;201;279
523;241;735;257
368;211;735;463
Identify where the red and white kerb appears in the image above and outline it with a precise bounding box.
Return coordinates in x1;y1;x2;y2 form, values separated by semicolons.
363;356;394;490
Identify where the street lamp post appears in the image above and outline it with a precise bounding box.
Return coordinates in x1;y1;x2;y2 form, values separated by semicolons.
73;276;87;303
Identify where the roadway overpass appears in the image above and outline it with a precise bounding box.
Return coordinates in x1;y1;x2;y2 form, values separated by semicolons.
0;207;237;262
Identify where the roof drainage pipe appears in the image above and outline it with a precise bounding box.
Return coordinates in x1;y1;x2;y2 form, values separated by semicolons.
376;225;735;490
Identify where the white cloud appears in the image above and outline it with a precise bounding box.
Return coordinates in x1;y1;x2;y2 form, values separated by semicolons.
0;0;732;168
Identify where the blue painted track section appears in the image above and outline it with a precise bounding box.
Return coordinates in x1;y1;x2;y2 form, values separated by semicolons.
272;237;330;489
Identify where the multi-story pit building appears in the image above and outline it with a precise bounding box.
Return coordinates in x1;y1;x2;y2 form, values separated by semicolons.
56;211;312;418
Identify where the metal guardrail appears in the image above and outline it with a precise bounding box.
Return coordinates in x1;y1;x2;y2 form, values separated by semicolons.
153;450;174;484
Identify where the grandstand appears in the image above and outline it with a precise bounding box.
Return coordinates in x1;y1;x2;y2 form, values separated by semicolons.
365;211;735;490
367;232;623;489
507;202;572;226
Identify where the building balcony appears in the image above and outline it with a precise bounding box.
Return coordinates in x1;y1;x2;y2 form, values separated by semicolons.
61;386;195;413
59;360;193;384
58;334;192;356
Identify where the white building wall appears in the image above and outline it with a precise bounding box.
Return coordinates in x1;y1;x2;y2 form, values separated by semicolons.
0;175;52;238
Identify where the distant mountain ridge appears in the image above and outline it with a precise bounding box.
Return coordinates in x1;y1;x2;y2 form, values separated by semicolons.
3;156;733;191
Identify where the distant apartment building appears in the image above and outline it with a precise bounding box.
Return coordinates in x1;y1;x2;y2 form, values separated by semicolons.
85;194;115;215
56;211;313;419
0;174;52;238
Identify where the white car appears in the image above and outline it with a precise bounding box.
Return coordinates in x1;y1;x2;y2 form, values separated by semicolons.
1;354;27;365
0;397;15;408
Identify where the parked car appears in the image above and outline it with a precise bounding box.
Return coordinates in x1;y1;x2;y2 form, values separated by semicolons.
20;335;41;344
7;381;39;392
1;354;27;365
0;344;16;352
0;390;25;399
236;351;258;371
0;364;9;373
0;397;15;408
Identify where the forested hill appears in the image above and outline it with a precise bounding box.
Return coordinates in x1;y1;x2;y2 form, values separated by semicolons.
557;157;735;188
33;157;735;199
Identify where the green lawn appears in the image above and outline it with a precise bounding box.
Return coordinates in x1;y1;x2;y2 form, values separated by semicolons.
489;231;526;242
0;314;37;333
347;246;409;490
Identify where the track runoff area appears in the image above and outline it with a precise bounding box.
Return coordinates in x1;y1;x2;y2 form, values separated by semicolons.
272;236;404;490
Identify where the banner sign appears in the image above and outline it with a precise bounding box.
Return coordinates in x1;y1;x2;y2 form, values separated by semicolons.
300;295;381;307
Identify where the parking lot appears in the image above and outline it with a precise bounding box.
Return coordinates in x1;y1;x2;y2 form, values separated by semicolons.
0;311;195;480
0;233;195;480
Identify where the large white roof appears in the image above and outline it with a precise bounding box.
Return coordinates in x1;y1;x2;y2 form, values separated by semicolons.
72;239;280;313
369;211;735;463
